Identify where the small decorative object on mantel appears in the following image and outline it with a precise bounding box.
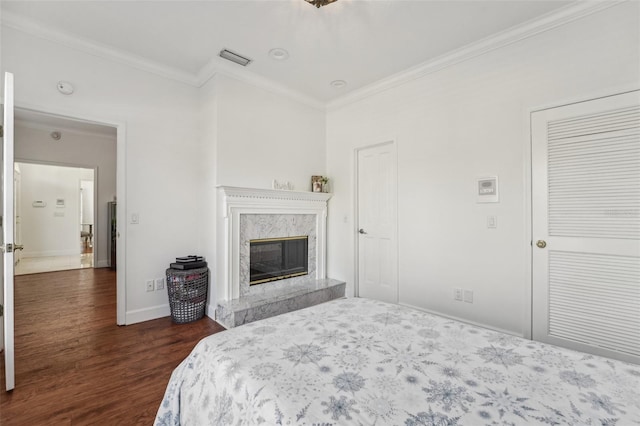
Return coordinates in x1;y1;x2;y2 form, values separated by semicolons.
272;179;294;191
312;176;330;192
312;175;323;192
320;176;329;193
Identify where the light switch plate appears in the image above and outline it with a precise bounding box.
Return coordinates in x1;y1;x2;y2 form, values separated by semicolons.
487;216;497;228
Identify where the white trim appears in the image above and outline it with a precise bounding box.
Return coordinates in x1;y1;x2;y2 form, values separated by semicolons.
22;250;82;258
217;186;331;302
2;2;622;111
1;11;324;111
399;302;523;338
125;304;170;325
327;1;625;110
197;62;325;111
13;102;127;326
1;11;196;86
206;303;217;321
15;118;116;140
95;259;109;268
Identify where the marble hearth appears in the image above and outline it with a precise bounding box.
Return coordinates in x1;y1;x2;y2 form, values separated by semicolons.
216;278;345;328
215;186;344;328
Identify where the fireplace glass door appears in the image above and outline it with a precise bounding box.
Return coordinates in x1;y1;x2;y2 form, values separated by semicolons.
250;236;308;285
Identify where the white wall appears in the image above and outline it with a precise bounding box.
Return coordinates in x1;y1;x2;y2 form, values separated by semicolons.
15;125;114;265
326;2;640;336
18;162;90;257
215;74;326;191
198;74;326;313
1;26;201;323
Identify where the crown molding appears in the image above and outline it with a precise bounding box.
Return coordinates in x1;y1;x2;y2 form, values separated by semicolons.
1;10;199;86
326;0;627;111
196;57;325;110
2;1;624;112
1;10;325;110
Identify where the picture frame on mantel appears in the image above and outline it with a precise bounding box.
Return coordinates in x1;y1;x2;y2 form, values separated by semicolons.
311;175;323;192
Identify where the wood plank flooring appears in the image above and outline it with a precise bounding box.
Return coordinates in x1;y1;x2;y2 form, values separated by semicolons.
0;268;225;425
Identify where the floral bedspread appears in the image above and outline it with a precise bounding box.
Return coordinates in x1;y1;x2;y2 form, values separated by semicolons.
155;298;640;425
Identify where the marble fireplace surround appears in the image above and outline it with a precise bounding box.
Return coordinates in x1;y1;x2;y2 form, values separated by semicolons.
215;186;343;328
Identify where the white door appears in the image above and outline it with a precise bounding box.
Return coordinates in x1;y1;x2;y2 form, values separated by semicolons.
356;142;398;303
532;90;640;364
2;72;16;390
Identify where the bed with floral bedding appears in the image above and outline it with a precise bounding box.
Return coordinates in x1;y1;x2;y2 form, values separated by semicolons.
155;297;640;425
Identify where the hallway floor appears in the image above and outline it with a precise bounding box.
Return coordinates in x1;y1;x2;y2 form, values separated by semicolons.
15;253;94;275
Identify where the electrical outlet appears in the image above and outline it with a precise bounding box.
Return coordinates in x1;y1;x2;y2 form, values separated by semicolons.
464;290;474;303
145;280;154;292
454;288;463;301
155;277;165;291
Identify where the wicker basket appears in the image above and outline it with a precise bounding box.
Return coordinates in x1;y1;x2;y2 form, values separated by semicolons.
166;267;209;324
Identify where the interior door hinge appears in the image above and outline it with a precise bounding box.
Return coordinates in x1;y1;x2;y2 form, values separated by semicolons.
0;304;3;317
0;124;3;138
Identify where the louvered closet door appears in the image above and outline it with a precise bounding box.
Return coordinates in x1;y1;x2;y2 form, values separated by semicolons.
532;90;640;364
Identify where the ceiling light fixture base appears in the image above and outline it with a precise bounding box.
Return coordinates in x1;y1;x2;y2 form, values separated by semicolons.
305;0;338;8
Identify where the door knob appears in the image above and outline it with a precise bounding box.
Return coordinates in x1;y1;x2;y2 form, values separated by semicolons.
358;228;367;234
14;244;24;251
536;240;547;248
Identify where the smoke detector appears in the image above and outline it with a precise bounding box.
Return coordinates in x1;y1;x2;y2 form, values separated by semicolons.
57;81;74;95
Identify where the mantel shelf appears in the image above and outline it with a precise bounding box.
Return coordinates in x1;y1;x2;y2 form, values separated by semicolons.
217;185;332;203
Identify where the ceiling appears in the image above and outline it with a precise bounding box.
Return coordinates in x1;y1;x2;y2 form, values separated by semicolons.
2;0;573;104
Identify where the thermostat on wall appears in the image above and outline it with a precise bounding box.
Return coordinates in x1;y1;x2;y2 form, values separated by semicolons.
477;176;499;203
32;200;47;208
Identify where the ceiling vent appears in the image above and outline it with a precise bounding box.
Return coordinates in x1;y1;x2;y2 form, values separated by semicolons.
219;49;252;67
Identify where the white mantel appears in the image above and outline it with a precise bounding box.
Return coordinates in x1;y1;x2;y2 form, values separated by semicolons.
216;186;332;303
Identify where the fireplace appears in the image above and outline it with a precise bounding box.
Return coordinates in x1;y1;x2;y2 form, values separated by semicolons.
250;236;308;285
215;186;343;328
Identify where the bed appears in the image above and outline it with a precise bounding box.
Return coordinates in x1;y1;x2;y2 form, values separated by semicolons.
155;298;640;425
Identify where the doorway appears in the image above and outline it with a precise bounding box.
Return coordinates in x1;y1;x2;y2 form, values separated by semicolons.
355;141;399;303
14;162;95;275
10;106;124;326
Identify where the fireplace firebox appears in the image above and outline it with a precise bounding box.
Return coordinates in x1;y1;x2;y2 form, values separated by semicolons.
250;236;308;285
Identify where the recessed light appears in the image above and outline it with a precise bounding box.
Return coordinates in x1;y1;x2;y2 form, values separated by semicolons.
330;80;347;88
269;48;289;61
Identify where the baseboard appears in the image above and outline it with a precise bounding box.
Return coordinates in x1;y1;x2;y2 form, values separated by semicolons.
206;303;217;321
125;304;170;325
398;302;523;338
22;249;80;258
95;259;109;268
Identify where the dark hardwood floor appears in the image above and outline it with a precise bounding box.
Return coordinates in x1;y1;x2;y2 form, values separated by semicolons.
0;268;225;425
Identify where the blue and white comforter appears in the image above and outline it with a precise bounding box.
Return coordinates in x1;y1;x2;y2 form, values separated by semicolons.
156;298;640;425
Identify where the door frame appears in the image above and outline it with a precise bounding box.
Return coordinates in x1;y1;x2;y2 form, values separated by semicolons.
13;102;126;325
524;85;640;340
353;139;399;302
